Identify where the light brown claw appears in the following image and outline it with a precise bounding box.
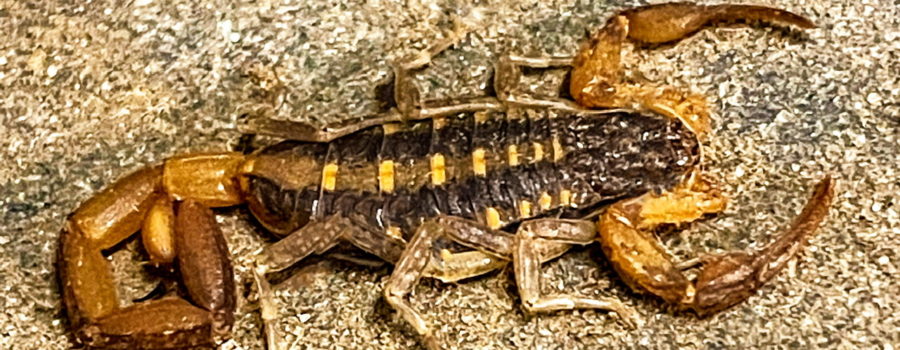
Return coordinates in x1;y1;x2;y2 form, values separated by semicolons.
59;154;244;349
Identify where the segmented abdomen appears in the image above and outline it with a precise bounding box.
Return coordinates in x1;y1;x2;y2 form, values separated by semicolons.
245;109;698;238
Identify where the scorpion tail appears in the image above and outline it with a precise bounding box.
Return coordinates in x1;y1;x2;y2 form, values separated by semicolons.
691;175;834;315
620;2;815;45
599;175;834;316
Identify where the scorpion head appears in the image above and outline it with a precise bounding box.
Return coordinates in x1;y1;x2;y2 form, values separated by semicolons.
242;141;326;237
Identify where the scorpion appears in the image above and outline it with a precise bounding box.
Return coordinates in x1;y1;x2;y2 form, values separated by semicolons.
58;3;834;349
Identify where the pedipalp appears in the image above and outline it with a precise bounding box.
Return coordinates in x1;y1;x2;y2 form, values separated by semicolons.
59;153;244;348
598;175;834;314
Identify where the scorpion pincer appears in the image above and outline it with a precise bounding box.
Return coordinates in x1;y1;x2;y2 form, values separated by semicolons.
58;2;833;349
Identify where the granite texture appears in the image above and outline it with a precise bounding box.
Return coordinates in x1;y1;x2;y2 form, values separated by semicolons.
0;0;897;349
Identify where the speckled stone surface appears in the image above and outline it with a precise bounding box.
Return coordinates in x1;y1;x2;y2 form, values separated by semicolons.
0;0;897;349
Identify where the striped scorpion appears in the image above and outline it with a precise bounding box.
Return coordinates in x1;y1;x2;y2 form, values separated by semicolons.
58;3;834;349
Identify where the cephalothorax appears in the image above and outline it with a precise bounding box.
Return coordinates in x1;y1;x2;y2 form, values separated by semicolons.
58;3;833;349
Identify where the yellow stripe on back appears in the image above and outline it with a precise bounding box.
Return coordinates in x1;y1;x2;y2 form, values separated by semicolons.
552;136;564;161
559;190;572;207
485;207;501;229
507;145;520;166
539;192;553;210
519;200;532;218
472;148;487;176
379;160;395;193
430;153;446;185
532;142;544;162
322;163;338;191
474;111;490;124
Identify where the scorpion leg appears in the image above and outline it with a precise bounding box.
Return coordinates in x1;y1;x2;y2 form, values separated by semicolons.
59;153;245;348
386;216;630;348
258;215;405;273
255;215;406;350
422;248;508;283
493;55;587;112
570;3;814;136
257;218;345;273
239;12;502;142
637;171;728;229
252;218;347;350
381;11;513;122
514;218;638;326
598;176;834;315
249;217;354;350
392;12;486;119
240;113;406;143
423;229;576;283
237;17;480;142
419;231;575;284
385;216;514;349
493;55;638;116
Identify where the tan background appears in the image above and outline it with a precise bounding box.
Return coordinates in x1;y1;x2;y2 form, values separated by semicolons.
0;0;897;349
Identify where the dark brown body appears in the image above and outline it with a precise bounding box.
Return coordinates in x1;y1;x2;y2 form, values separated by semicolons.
245;109;699;246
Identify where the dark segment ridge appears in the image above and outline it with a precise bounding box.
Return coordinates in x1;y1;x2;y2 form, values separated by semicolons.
381;121;432;162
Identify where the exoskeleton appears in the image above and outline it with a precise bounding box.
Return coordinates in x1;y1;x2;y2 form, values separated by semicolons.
58;3;833;349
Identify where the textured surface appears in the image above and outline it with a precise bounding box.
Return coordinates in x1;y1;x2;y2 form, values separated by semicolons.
0;0;897;349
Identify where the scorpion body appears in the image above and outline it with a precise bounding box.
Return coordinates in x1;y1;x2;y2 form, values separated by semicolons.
57;3;834;349
247;110;697;246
